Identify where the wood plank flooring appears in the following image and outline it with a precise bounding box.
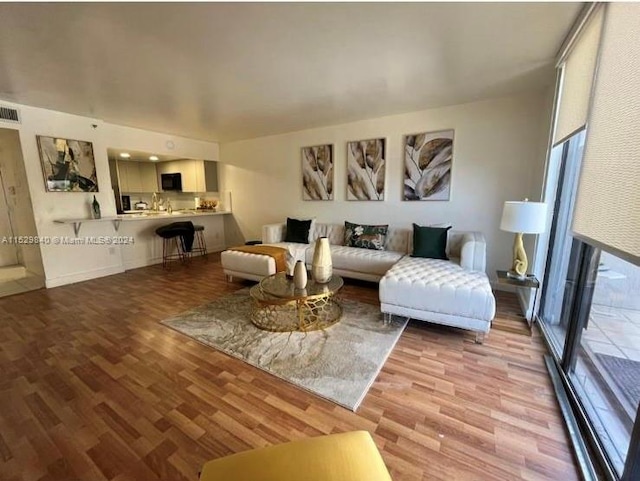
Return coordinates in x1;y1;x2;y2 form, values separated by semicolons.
0;254;580;480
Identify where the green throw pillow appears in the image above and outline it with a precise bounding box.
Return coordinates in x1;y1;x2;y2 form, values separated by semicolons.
412;224;451;259
344;221;388;251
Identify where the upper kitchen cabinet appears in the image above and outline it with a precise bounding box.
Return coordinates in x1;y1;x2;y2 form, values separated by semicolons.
204;161;219;192
140;163;159;192
192;160;219;192
118;160;158;193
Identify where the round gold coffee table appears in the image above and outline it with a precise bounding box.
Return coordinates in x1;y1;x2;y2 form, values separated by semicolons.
249;272;344;332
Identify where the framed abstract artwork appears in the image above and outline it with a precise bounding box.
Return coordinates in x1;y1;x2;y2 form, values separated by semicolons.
403;130;454;201
302;144;333;200
37;135;99;192
346;138;386;201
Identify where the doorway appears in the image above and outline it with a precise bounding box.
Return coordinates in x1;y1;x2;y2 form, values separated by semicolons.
0;165;18;266
0;127;45;296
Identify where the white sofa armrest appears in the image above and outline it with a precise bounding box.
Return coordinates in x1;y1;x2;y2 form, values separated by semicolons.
262;223;286;244
460;232;487;272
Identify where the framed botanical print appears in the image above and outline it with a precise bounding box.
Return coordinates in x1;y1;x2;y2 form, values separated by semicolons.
302;144;333;200
346;138;386;201
403;130;453;201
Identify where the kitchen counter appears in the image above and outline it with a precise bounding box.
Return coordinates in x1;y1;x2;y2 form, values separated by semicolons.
117;211;228;269
54;210;231;236
117;210;231;221
52;209;229;271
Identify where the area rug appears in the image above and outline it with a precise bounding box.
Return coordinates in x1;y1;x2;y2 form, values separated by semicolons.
596;353;640;411
161;289;408;411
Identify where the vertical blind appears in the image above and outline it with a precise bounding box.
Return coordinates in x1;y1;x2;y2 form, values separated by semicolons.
571;3;640;264
553;7;603;145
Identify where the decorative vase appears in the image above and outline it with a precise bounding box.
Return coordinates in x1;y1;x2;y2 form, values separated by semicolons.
293;260;307;289
312;237;332;283
91;195;101;219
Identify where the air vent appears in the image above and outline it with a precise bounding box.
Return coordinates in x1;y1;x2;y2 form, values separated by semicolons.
0;105;20;124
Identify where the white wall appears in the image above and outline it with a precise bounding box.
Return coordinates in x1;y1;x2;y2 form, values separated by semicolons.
220;91;554;282
0;101;219;287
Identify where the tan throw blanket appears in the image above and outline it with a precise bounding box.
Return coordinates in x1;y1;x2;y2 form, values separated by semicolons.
227;245;288;273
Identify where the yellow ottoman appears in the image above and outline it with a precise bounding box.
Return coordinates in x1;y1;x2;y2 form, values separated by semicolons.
199;431;392;481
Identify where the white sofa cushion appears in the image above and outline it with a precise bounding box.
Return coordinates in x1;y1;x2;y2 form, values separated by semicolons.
305;245;404;278
379;256;496;322
324;224;345;245
221;250;276;281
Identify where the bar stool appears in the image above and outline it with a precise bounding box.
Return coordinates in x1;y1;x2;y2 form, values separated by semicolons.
191;225;208;259
155;222;192;268
159;233;186;268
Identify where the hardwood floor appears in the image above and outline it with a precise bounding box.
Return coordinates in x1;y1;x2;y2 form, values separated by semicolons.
0;254;579;480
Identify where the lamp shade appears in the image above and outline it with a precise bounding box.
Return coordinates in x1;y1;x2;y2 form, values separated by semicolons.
500;201;548;234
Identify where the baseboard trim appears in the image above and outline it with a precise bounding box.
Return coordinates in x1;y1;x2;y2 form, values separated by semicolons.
0;265;27;281
45;265;125;288
123;257;163;271
123;245;225;271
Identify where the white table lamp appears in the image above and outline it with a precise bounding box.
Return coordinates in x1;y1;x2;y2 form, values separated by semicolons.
500;199;548;278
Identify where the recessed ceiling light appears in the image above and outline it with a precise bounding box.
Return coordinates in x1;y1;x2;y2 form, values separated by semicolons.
119;152;131;158
149;155;159;161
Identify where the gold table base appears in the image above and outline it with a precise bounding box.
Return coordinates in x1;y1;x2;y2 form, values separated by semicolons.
249;284;342;332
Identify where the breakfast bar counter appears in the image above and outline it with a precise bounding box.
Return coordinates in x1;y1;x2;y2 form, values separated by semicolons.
53;209;231;271
117;209;231;221
117;210;229;269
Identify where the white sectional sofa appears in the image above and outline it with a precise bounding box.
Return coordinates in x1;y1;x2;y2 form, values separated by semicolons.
221;222;496;342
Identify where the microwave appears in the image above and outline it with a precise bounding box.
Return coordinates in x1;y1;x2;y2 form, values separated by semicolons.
161;173;182;191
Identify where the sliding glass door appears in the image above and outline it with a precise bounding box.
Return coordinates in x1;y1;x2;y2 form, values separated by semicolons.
538;129;640;479
567;250;640;475
540;130;586;357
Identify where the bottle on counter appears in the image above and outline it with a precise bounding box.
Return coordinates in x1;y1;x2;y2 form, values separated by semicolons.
91;195;101;219
194;196;200;210
167;199;173;214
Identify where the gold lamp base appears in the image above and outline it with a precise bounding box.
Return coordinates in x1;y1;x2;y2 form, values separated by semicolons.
510;232;528;278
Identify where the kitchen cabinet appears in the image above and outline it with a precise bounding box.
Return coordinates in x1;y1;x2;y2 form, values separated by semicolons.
203;161;219;192
117;161;130;192
126;162;142;192
191;160;219;192
181;159;199;192
140;163;158;192
118;161;158;193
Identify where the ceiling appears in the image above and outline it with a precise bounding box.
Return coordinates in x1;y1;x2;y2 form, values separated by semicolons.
0;3;580;142
106;148;184;163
